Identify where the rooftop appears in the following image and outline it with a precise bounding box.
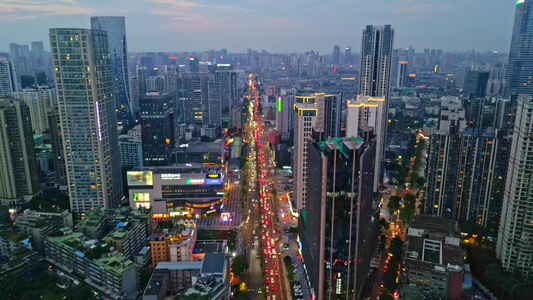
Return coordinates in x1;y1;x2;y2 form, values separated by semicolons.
92;255;135;274
193;240;226;254
133;163;221;174
200;253;226;274
156;260;203;271
404;215;463;273
143;269;168;296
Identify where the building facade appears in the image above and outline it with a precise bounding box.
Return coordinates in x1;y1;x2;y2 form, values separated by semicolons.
0;98;41;206
497;94;533;277
359;25;394;192
11;86;55;133
293;103;317;210
300;137;378;299
139;91;176;166
504;0;533;98
90;16;132;120
49;28;123;213
0;58;19;97
127;165;224;216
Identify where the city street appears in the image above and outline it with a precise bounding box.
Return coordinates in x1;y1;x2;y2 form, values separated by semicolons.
240;75;291;300
196;179;242;230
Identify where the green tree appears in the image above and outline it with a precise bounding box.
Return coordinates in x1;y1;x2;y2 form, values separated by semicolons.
231;254;249;278
140;266;153;290
64;283;95;300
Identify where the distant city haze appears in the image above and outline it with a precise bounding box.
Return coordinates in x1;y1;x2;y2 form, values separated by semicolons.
0;0;517;53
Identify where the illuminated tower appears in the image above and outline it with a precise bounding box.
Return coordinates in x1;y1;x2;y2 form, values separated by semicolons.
504;0;533;98
358;24;394;192
91;16;132;121
49;28;123;213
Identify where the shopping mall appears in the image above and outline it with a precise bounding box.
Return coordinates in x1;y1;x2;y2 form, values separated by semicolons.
127;164;224;218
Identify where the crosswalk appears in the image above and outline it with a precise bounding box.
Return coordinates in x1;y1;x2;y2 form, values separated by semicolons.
197;178;243;229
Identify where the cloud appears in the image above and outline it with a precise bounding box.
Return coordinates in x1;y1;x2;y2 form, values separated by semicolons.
151;0;203;9
0;13;39;21
0;0;99;20
390;0;454;14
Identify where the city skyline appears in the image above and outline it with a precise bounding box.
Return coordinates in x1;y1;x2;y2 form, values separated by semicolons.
0;0;517;53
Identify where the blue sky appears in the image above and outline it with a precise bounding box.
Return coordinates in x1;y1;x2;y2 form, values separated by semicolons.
0;0;517;53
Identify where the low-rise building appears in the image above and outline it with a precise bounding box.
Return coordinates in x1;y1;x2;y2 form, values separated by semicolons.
143;253;229;300
134;246;151;266
401;215;464;300
201;124;222;139
103;220;148;259
44;230;140;300
119;125;143;168
0;227;36;281
191;240;228;261
150;220;196;267
0;247;38;281
0;227;31;258
76;207;151;240
15;208;73;252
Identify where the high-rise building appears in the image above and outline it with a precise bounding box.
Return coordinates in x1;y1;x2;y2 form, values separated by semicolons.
0;58;18;97
505;0;533;98
12;86;55;133
293;103;317;210
215;66;237;128
177;73;213;126
497;94;533;276
30;41;46;69
345;47;352;65
91;17;132;121
396;60;408;88
464;71;489;99
456;128;509;230
332;45;340;65
358;25;394;192
300;136;377;299
425;97;466;219
49;28;123;213
0;98;41;206
139;91;176;166
47;107;67;188
137;66;149;95
294;92;342;139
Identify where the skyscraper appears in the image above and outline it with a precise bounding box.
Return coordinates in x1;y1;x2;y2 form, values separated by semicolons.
332;45;340;65
293;103;317;210
11;86;55;133
0;58;18;97
345;47;352;65
358;25;394;192
425;97;466;219
91;16;132;120
49;28;123;213
139;91;176;166
464;71;489;99
504;0;533;98
0;98;41;205
497;94;533;276
300;136;377;299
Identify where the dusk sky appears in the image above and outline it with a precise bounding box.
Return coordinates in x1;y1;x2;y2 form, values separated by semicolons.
0;0;517;54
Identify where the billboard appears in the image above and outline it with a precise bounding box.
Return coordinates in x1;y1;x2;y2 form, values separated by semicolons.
133;192;150;202
206;173;221;179
127;171;153;186
206;178;222;185
221;213;231;222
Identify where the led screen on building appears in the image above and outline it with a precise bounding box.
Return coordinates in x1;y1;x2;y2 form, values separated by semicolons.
133;192;150;202
127;171;153;186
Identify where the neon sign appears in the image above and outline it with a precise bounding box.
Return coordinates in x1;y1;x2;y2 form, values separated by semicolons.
221;213;230;222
